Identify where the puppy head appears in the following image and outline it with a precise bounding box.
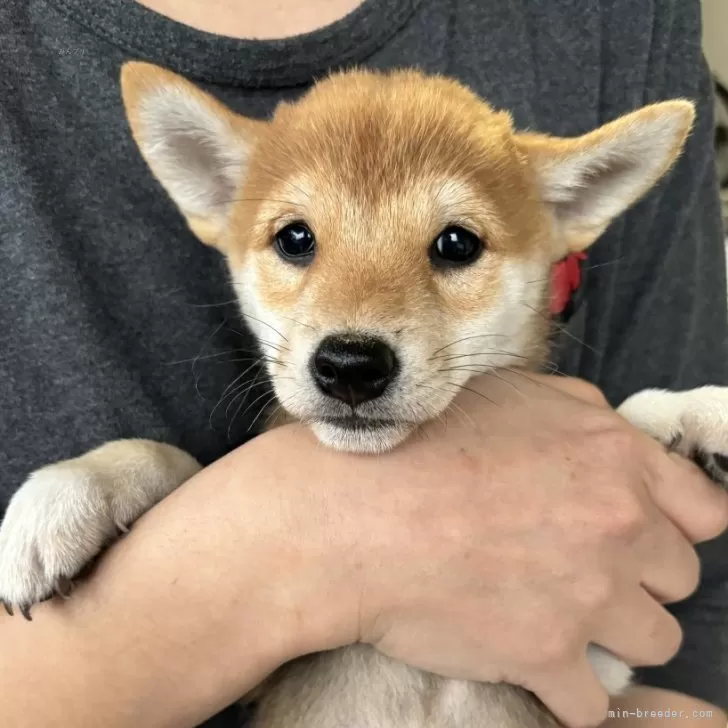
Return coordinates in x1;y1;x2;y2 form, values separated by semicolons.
121;62;694;453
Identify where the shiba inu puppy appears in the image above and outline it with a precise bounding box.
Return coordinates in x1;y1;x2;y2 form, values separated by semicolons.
1;63;728;728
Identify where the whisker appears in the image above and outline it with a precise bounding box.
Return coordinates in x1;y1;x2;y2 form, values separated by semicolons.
209;361;265;428
254;338;291;354
184;298;240;309
409;424;431;446
441;395;477;429
436;350;560;371
436;350;531;364
208;196;306;208
416;383;474;429
166;351;279;366
234;386;279;430
500;366;559;387
437;366;499;376
582;256;624;273
191;318;229;399
482;369;525;396
447;381;500;408
223;328;290;354
524;254;623;285
227;385;275;441
549;323;599;356
247;391;283;433
521;302;600;356
275;314;317;332
438;360;559;378
233;313;289;343
217;356;285;369
428;334;509;359
223;373;267;419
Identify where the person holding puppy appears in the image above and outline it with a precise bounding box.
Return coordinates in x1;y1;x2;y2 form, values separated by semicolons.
0;1;727;727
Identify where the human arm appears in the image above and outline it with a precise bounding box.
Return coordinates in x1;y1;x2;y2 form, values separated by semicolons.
0;428;322;728
1;373;726;728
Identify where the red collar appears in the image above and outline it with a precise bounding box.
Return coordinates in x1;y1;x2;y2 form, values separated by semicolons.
550;252;586;316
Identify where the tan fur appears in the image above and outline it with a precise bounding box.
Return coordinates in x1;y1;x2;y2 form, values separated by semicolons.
219;70;550;329
251;647;562;728
116;64;695;727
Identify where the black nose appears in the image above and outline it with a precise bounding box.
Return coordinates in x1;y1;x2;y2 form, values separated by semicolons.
312;336;398;407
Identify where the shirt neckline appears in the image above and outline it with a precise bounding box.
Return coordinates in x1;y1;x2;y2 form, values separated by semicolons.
48;0;423;88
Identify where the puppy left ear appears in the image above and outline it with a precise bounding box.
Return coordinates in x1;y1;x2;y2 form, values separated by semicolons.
120;61;266;248
515;100;695;254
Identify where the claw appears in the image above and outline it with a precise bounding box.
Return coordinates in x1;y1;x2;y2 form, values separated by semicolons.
693;448;711;473
666;433;683;452
55;577;74;600
2;600;13;616
115;520;130;535
19;604;32;621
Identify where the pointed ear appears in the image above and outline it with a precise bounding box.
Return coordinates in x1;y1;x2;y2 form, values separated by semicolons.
120;61;266;248
515;101;695;254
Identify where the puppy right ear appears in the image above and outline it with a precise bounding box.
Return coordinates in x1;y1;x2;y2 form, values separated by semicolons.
120;61;266;248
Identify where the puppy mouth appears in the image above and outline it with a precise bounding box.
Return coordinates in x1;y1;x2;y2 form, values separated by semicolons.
317;414;403;431
310;412;415;453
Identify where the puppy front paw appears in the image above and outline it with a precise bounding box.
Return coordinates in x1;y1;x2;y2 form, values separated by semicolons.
0;463;126;618
617;386;728;486
587;644;632;696
0;440;201;619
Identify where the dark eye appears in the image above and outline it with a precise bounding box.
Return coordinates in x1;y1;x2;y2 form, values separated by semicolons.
274;223;315;263
429;226;484;268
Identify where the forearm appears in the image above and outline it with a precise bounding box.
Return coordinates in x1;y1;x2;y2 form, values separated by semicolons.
604;687;726;727
0;425;347;728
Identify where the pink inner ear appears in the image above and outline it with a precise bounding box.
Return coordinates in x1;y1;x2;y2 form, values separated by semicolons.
550;252;587;316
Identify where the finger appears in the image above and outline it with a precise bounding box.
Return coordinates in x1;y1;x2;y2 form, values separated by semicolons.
590;587;683;667
527;653;610;728
635;509;702;603
646;450;728;544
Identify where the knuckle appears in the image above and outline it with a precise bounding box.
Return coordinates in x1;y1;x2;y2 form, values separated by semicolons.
604;491;647;540
564;378;609;407
576;482;646;542
578;418;645;473
595;424;639;460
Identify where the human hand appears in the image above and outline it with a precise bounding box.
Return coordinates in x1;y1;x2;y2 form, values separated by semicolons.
295;372;728;727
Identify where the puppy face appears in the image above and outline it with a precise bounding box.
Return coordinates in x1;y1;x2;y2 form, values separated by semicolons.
121;64;694;452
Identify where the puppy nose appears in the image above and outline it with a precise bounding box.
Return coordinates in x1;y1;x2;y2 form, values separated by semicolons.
312;336;398;407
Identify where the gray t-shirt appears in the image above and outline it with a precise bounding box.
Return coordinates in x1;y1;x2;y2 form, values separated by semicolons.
1;0;727;724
